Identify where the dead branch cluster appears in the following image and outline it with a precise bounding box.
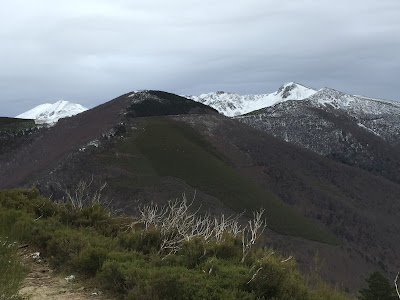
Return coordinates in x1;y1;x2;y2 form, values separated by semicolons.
131;193;266;261
56;175;108;211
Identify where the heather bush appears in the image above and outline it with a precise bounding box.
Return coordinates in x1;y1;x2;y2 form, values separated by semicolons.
246;252;308;299
72;245;109;276
0;238;26;300
46;227;113;273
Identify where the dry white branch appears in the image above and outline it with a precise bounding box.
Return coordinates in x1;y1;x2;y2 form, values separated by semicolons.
138;202;168;230
247;266;263;284
395;271;400;299
56;175;108;211
241;208;266;263
131;194;266;258
34;214;43;221
281;256;293;263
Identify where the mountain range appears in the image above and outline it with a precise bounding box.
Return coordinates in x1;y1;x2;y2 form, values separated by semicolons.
186;82;317;117
2;85;400;292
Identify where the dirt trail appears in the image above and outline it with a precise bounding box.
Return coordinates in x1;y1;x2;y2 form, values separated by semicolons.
19;250;114;300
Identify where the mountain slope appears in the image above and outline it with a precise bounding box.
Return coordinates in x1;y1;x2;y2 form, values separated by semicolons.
306;88;400;146
238;88;400;184
129;117;337;243
186;82;317;116
16;100;88;124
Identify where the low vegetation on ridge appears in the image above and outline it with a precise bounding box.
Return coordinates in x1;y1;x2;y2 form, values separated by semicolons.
0;117;39;156
0;188;352;299
0;117;36;133
127;91;217;117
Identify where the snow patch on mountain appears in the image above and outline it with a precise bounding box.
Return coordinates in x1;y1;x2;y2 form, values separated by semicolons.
357;123;381;137
307;88;400;115
16;100;88;124
186;82;317;117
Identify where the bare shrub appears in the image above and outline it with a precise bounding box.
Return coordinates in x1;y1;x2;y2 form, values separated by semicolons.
241;208;266;263
55;175;108;211
130;194;265;259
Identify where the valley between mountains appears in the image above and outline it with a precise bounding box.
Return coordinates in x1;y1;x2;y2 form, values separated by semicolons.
1;84;399;295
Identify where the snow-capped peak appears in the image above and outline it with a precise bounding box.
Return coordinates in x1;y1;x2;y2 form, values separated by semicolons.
275;82;317;100
16;100;88;124
186;82;317;117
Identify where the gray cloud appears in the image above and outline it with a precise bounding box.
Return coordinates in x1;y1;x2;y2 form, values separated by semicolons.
1;0;399;116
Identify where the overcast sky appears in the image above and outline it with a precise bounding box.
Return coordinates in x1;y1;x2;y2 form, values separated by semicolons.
1;0;399;117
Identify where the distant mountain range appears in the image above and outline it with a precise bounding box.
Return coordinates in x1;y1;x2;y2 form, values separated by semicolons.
185;82;317;116
16;100;87;124
187;82;400;119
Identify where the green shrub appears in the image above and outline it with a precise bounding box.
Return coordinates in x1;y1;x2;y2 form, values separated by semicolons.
180;237;207;268
243;249;308;299
97;260;129;294
46;228;112;272
118;229;161;254
106;251;146;264
0;188;57;218
310;281;355;300
72;246;108;276
0;209;54;245
358;271;397;300
0;237;26;300
98;259;148;295
175;264;253;300
75;203;109;228
46;228;87;269
127;267;183;300
207;235;242;261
